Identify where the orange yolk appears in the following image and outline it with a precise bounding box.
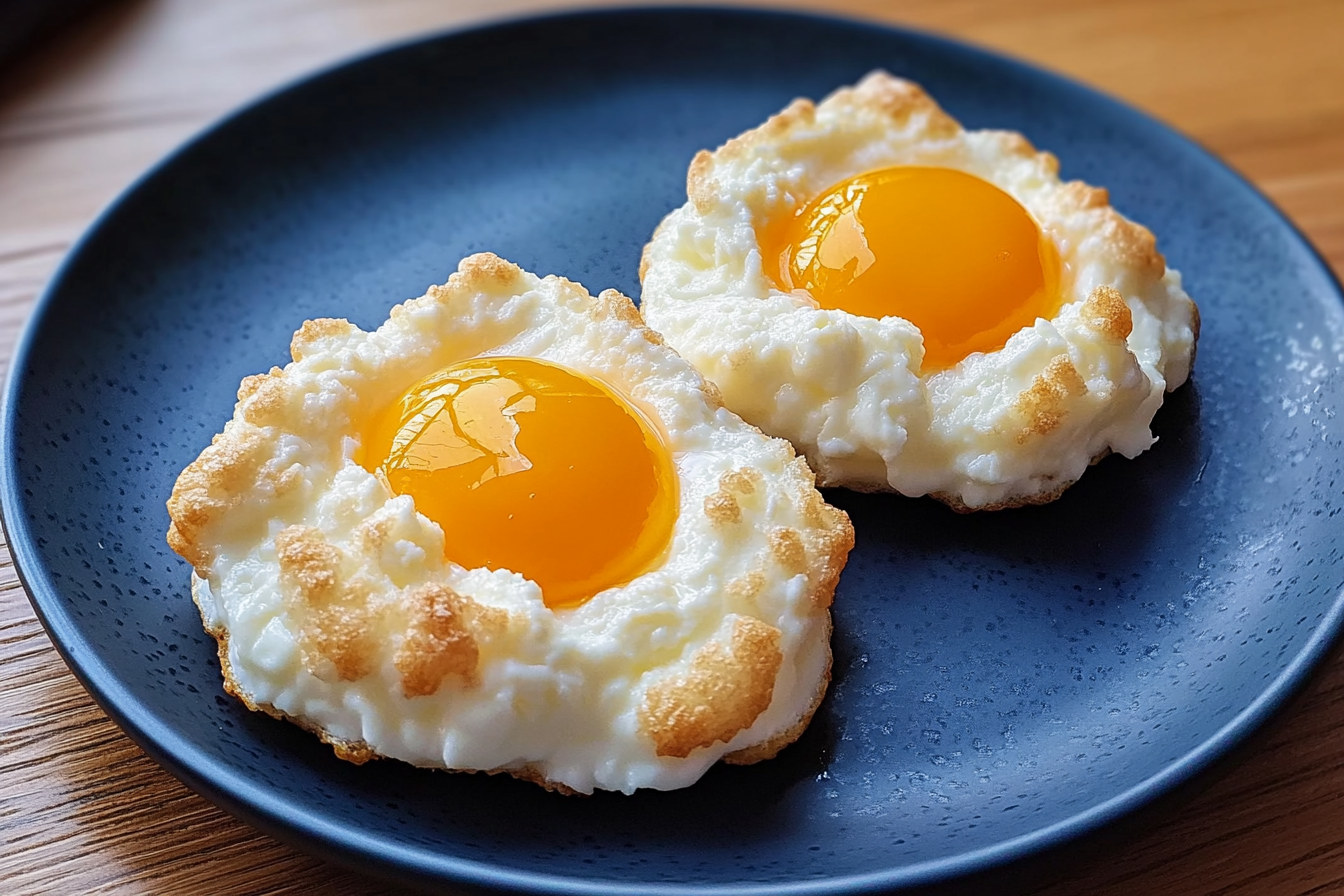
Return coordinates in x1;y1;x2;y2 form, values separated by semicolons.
359;357;678;609
761;165;1062;370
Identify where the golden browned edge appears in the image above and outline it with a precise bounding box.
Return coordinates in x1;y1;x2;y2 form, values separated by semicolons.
647;70;1200;511
723;614;833;766
639;452;853;760
200;561;829;786
639;616;786;759
191;575;583;796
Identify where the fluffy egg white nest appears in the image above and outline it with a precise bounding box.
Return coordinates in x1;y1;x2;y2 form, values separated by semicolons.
167;253;853;794
639;72;1200;510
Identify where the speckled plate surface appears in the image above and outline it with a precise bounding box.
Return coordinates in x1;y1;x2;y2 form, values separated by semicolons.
4;8;1344;895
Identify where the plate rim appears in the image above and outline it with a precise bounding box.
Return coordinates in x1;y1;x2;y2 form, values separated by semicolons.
4;5;1344;894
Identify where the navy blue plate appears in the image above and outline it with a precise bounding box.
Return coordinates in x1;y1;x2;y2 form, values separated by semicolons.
4;8;1343;895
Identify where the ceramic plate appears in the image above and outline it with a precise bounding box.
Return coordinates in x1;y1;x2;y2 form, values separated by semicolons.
4;8;1343;895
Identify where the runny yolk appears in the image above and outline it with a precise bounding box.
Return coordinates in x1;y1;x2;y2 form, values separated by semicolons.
761;165;1062;370
358;357;678;610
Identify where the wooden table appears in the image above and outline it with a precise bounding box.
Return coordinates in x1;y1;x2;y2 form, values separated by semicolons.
2;1;1341;893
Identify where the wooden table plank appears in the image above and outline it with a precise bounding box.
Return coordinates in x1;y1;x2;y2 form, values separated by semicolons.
2;1;1342;894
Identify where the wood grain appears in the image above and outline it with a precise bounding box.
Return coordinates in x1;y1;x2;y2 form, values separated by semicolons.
2;1;1342;894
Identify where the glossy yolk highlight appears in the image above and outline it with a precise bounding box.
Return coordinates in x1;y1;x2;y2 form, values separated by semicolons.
762;166;1062;370
359;357;678;610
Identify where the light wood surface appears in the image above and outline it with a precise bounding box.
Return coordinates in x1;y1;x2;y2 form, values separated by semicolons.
3;1;1343;893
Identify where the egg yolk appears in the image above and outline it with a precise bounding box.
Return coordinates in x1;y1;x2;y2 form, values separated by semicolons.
761;165;1062;370
359;357;678;609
